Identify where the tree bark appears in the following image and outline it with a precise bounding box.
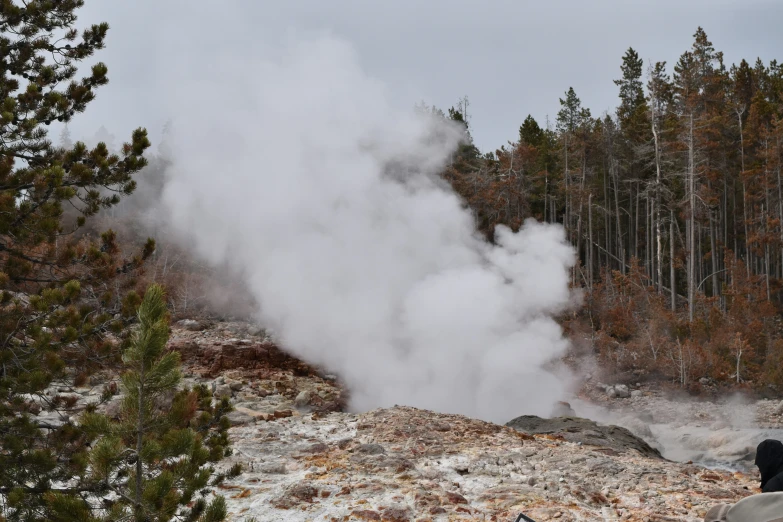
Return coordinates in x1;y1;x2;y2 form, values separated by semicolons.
588;192;594;291
688;113;696;322
671;209;676;312
710;209;719;297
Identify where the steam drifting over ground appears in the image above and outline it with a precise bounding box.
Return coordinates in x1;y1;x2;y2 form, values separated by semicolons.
159;33;576;422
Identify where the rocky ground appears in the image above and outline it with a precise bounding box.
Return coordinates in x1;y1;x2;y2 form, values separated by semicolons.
218;405;764;522
28;320;783;521
170;321;774;521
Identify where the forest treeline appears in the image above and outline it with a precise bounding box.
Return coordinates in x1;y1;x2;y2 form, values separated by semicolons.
436;28;783;390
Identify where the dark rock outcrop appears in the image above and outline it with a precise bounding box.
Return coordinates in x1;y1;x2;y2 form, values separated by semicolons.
505;415;663;460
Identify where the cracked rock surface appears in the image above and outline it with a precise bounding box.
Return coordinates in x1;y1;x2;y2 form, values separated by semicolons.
217;406;758;521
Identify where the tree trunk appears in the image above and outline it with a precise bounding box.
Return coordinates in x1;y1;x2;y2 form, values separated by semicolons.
611;159;625;274
544;167;548;224
576;149;586;280
634;183;639;261
778;134;783;282
763;204;771;301
604;158;611;271
688;113;696;322
564;134;569;239
588;192;593;291
709;210;718;297
671;209;676;312
136;362;145;512
646;196;651;279
736;108;752;278
651;108;665;294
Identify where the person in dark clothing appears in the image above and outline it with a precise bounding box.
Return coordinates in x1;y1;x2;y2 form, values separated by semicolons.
755;439;783;493
702;440;783;521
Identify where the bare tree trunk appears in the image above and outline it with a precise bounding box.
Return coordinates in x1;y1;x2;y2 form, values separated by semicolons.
733;180;738;257
136;362;145;511
544;167;549;224
688;113;696;322
634;184;639;261
564;134;569;239
734;334;743;384
650;198;655;283
604;159;611;271
650;70;674;292
738;107;751;279
763;139;772;300
763;204;771;301
698;221;703;297
564;134;574;285
576;151;586;278
723;175;729;311
709;210;718;297
588;192;593;291
611;160;625;274
778;134;783;282
646;196;651;279
651;109;665;294
671;209;676;312
745;181;752;278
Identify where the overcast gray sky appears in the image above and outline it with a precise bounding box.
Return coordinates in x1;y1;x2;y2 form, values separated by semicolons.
70;0;783;151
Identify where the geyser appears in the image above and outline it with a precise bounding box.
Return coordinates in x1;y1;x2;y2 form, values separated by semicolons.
159;34;576;422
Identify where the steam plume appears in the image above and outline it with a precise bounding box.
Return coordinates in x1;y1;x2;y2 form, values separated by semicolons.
160;34;576;421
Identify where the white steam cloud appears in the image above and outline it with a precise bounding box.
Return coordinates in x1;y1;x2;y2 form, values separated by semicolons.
159;34;576;422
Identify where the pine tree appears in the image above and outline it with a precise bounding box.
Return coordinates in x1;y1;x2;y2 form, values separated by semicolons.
78;284;232;521
519;115;544;147
614;48;647;129
556;87;592;282
59;124;74;149
0;2;157;518
647;61;678;307
556;87;583;242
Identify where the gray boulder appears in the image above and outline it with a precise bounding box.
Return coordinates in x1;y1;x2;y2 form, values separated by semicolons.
214;384;233;399
550;401;577;417
36;410;70;429
294;390;312;408
606;384;631;398
176;319;205;331
227;379;244;392
505;415;663;460
226;409;256;426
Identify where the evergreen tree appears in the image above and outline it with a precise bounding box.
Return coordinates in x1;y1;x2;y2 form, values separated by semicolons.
556;87;591;267
519;114;544;147
59;124;74;149
78;284;232;521
0;2;160;518
448;103;480;163
614;48;647;129
556;87;584;135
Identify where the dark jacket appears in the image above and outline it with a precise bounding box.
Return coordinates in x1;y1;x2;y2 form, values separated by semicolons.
756;439;783;493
